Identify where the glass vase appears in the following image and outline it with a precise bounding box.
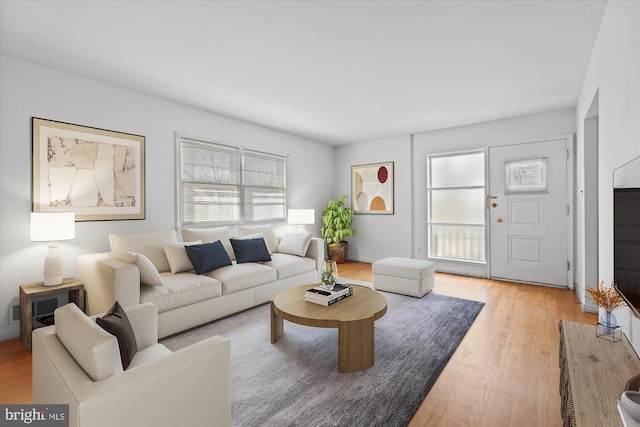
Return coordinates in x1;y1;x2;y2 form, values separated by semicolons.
600;310;618;335
321;260;338;291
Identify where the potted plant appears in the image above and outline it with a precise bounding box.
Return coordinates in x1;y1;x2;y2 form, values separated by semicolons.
321;195;355;263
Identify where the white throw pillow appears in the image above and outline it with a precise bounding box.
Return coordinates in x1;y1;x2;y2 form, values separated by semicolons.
112;250;164;286
163;241;202;274
235;225;279;254
180;226;235;261
54;303;123;381
109;230;177;273
233;232;264;240
277;233;313;257
111;250;137;264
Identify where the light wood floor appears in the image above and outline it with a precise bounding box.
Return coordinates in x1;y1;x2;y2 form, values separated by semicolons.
0;261;596;426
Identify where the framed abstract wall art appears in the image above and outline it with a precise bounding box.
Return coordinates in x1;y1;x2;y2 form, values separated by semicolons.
351;161;394;214
32;118;145;221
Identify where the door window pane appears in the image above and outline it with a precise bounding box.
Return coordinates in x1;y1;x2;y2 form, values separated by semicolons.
505;158;546;192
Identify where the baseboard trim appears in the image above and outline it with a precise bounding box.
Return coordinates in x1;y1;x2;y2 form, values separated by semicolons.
0;328;19;343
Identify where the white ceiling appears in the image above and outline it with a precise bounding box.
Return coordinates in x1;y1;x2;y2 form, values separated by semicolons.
0;1;607;145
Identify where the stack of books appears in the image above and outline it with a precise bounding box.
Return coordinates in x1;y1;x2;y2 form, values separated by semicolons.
305;284;353;306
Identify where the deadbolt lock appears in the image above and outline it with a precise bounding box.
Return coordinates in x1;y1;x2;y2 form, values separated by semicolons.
492;203;497;208
497;218;503;223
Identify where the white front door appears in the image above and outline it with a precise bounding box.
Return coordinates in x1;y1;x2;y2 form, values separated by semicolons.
488;139;569;287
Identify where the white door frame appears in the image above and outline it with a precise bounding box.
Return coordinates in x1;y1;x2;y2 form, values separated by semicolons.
485;133;575;289
582;92;599;311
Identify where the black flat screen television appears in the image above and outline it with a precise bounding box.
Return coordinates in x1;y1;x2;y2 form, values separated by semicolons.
613;156;640;318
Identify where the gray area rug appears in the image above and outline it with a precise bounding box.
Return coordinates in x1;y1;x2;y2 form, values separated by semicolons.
162;289;484;427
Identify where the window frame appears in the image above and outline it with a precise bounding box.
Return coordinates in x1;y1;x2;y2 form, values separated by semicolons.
176;133;287;227
427;149;487;264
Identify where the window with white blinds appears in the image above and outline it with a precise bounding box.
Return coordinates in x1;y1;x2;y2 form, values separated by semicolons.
178;135;286;226
242;150;286;222
427;150;486;263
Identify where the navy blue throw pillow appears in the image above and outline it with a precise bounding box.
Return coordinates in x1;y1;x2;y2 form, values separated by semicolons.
230;237;272;263
185;240;232;274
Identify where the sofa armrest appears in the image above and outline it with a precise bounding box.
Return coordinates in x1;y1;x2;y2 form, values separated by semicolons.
89;303;158;351
33;326;231;427
82;336;231;427
123;303;158;350
77;253;141;316
305;237;325;278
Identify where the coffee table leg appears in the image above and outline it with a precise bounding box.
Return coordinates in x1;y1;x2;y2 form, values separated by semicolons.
338;316;375;373
270;300;283;343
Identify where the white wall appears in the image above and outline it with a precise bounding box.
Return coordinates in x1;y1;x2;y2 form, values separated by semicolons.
574;2;640;349
334;110;576;267
0;56;334;341
412;109;576;276
334;135;413;263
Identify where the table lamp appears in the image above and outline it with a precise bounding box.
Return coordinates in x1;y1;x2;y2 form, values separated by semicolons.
30;212;75;286
288;209;315;233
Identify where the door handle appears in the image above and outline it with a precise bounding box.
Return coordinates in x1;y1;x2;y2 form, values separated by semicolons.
497;218;503;223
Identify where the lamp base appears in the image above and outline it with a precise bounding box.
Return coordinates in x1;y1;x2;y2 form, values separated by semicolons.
43;275;64;287
43;243;64;286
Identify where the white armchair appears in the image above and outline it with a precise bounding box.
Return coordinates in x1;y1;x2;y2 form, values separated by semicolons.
32;302;231;427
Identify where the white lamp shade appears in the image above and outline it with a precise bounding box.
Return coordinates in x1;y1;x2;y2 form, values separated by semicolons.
288;209;315;225
30;212;75;242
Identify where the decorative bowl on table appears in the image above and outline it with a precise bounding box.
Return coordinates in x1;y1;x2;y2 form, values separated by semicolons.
621;390;640;422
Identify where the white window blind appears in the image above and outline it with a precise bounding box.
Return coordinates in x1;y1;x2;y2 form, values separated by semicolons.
178;135;286;226
428;151;486;263
242;150;286;222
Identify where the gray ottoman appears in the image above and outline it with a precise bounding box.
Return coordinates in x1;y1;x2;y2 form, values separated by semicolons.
372;257;435;297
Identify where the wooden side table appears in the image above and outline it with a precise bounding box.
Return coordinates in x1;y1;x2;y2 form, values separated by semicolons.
559;320;640;426
20;277;85;350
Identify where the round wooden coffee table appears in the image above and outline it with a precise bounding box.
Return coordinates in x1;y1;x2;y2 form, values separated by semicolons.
270;284;387;373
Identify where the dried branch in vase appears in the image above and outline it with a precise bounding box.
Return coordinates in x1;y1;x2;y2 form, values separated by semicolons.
587;281;625;312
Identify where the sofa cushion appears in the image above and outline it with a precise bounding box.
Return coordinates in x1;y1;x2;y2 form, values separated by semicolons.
185;241;233;274
230;238;271;263
96;301;138;370
163;241;201;274
180;226;235;261
110;230;177;273
206;263;277;295
140;273;222;313
235;225;279;254
54;303;123;381
127;343;172;369
277;233;313;257
112;250;164;286
266;253;316;280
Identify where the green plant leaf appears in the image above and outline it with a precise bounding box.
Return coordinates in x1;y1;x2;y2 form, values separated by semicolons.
321;194;355;245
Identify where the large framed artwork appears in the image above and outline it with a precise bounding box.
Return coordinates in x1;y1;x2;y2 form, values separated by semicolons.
32;118;145;221
351;161;394;214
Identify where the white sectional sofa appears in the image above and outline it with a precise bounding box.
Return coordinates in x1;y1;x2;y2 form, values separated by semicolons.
77;225;323;338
